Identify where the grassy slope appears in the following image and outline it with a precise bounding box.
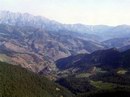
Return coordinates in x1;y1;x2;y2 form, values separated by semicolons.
0;62;73;97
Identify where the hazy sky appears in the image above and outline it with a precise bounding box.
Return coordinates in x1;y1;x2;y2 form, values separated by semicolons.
0;0;130;25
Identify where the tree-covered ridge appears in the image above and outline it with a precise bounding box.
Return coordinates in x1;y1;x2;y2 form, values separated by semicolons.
56;48;130;72
0;62;73;97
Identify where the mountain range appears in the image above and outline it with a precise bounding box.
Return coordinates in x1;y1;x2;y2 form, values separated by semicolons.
0;11;130;74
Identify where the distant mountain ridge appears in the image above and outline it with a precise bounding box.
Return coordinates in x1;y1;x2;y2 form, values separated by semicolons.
1;11;130;41
102;37;130;48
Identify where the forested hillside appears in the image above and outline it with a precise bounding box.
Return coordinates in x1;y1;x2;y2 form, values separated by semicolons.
0;62;73;97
